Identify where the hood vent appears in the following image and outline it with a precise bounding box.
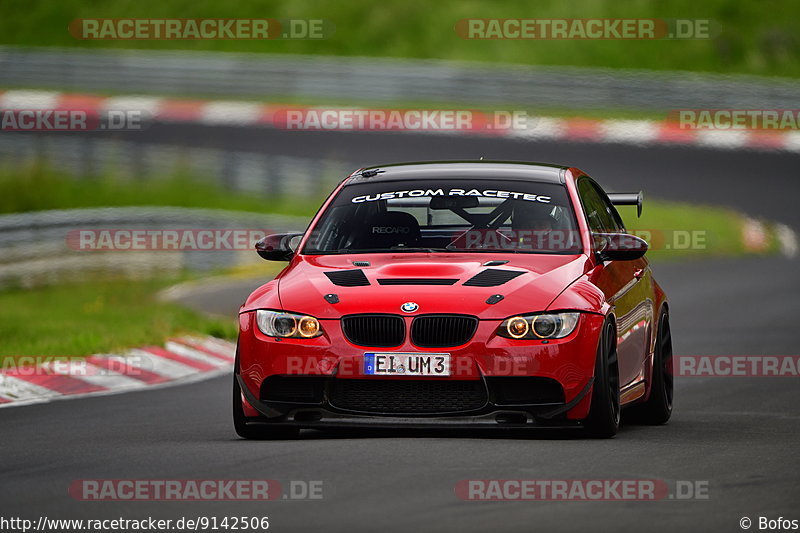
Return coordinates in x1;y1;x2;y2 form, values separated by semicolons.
463;268;525;287
377;278;458;286
324;269;370;287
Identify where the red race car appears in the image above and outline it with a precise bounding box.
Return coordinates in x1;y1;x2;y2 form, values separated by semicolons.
234;161;673;439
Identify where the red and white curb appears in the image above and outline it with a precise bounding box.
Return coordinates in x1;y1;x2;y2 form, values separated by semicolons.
740;218;798;258
0;336;235;408
2;89;800;152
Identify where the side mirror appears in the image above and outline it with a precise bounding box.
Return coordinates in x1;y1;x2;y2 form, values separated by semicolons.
255;232;302;261
593;233;648;261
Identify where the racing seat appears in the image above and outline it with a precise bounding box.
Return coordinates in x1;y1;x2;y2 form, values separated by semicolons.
512;204;555;232
353;211;422;249
511;204;557;251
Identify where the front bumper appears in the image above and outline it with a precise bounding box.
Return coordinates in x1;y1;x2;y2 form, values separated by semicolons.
237;311;605;423
236;373;591;429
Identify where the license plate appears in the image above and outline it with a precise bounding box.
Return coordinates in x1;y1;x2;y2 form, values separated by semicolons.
364;353;450;376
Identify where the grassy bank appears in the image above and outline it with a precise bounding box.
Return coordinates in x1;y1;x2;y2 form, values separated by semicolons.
0;277;237;361
0;166;324;217
1;0;798;78
621;202;776;259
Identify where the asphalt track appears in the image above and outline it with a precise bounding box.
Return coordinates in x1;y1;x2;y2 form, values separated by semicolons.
1;128;799;532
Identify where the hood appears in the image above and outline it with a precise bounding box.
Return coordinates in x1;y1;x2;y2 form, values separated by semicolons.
270;253;591;319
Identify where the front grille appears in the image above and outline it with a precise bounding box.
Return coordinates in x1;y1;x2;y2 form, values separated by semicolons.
341;314;405;347
411;314;478;348
463;268;525;287
377;278;458;285
329;379;487;414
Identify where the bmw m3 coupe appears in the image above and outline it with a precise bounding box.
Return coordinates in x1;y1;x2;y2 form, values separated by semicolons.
233;161;673;439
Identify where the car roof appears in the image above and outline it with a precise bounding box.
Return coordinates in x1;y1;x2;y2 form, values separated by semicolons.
345;160;568;185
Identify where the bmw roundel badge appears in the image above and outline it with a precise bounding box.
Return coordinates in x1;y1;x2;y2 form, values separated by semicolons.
401;302;419;313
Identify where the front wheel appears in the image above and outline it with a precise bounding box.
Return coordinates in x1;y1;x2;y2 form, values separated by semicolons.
584;320;620;438
625;310;673;425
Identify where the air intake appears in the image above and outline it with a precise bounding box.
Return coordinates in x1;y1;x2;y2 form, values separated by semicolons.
324;269;370;287
463;269;525;287
329;379;487;414
377;278;458;286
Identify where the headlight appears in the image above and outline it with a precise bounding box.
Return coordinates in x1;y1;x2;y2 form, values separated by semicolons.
498;312;580;340
256;310;323;338
506;316;530;339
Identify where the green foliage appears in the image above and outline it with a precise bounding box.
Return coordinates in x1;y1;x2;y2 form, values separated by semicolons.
1;0;798;77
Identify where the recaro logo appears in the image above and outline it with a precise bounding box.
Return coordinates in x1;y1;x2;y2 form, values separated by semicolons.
372;226;411;234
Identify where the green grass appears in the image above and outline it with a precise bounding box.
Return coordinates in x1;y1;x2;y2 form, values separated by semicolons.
0;277;237;362
2;0;799;78
0;165;325;216
620;201;764;260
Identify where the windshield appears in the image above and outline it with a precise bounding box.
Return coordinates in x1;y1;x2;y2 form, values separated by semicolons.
302;178;582;255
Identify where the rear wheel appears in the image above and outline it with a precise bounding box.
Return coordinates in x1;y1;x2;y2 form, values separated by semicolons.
625;310;673;425
233;360;299;440
584;320;620;438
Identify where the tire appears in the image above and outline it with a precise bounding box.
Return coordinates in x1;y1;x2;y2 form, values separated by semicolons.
233;358;299;440
584;320;621;438
625;310;673;425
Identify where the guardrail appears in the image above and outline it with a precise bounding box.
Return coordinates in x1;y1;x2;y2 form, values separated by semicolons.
0;133;350;197
0;207;309;288
2;46;800;110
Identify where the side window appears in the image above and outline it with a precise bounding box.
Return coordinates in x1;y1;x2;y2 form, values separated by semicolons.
577;179;623;233
596;186;626;232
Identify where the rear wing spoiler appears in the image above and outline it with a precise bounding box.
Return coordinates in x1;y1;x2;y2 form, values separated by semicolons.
607;192;643;217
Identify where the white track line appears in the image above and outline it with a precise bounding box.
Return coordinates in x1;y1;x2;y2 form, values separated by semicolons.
41;360;147;391
0;337;235;409
200;101;262;125
0;375;62;402
776;224;799;258
165;340;233;368
0;90;61;109
126;348;204;379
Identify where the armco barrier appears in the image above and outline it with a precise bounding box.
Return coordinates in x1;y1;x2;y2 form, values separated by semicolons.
0;207;309;288
2;46;800;110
